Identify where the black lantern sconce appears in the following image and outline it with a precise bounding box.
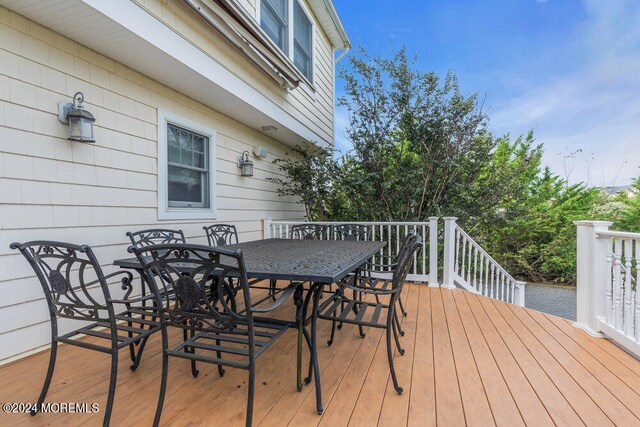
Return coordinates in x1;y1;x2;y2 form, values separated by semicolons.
58;92;95;143
237;151;254;177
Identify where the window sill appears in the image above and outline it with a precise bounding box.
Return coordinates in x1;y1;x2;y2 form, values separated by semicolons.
158;207;217;221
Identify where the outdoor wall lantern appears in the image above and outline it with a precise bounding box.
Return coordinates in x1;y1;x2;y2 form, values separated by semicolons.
58;91;95;143
237;151;254;177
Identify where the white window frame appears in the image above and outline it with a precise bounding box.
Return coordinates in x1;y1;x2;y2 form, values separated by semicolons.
258;0;315;87
157;109;217;220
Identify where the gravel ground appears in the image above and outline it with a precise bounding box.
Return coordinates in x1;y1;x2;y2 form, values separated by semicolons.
524;283;576;321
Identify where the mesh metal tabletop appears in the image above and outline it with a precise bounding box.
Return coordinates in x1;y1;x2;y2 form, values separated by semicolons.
114;238;385;283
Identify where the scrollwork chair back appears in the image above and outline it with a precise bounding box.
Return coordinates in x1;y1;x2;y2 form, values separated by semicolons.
203;224;239;247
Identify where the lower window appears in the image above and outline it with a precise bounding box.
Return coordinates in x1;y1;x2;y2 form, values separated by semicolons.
158;110;217;220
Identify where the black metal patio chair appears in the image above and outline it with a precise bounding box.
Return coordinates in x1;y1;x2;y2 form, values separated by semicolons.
130;243;313;427
203;224;239;246
315;233;422;394
126;228;186;247
334;224;371;241
290;223;327;240
10;241;160;426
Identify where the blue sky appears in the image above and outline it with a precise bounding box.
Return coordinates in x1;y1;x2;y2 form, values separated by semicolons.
332;0;640;187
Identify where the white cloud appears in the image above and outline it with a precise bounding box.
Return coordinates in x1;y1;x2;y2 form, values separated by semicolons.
490;0;640;186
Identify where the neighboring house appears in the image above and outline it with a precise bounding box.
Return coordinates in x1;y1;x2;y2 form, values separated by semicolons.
0;0;349;363
601;184;636;196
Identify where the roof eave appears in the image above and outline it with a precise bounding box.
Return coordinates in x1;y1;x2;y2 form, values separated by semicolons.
307;0;350;51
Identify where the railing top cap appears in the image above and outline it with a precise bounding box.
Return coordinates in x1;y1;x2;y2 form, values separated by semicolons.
573;220;613;227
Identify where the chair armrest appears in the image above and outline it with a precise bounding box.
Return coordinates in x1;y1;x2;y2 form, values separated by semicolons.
361;262;397;272
336;277;396;296
109;294;156;305
251;282;304;313
84;270;134;288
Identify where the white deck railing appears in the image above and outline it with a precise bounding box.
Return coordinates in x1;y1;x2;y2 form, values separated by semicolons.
265;219;439;283
443;217;525;306
263;217;525;306
575;221;640;357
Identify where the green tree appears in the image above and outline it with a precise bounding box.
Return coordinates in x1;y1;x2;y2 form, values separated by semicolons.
270;143;339;221
615;179;640;232
272;46;618;284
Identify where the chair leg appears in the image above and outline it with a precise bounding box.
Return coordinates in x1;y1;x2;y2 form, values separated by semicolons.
125;307;136;363
153;331;170;427
246;363;255;427
296;319;303;391
31;339;57;416
303;328;314;384
189;329;199;378
269;279;277;301
353;289;365;338
394;310;405;337
392;314;405;355
327;319;337;346
216;338;225;377
386;304;403;395
130;335;150;371
398;294;408;317
103;350;118;426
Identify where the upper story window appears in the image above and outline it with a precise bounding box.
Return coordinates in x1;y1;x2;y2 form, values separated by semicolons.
261;0;288;54
157;110;217;220
260;0;314;83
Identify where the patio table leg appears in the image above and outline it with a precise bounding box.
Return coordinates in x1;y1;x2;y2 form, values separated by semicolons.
310;283;323;414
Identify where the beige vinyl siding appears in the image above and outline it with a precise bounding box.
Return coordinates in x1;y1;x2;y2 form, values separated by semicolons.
134;0;335;146
0;7;305;363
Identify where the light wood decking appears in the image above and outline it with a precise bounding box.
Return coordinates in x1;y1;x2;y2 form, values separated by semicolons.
1;285;640;426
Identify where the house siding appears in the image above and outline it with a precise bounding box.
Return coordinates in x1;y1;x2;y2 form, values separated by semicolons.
134;0;336;146
0;6;305;363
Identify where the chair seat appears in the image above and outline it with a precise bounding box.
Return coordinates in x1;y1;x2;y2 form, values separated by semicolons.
56;306;161;353
317;293;389;329
167;318;290;369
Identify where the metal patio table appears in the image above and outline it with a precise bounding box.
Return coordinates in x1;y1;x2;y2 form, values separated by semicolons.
113;238;386;415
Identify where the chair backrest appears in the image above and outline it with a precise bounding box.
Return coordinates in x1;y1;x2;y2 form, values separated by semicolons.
290;224;327;240
334;224;370;241
203;224;239;247
10;241;123;322
129;243;253;334
126;229;186;248
392;233;422;292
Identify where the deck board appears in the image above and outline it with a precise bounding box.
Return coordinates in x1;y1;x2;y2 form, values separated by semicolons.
1;285;640;426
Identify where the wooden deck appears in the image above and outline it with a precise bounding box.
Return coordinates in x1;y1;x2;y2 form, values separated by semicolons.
1;285;640;426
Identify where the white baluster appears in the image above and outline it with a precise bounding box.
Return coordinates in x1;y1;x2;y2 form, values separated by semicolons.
454;229;461;275
473;247;478;292
466;243;472;285
490;264;496;299
635;240;640;342
460;236;467;281
624;239;633;336
613;238;623;331
605;243;613;325
483;256;489;296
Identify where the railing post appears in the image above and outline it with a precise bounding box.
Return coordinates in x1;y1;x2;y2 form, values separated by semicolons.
514;281;526;307
262;218;272;239
574;220;612;336
428;217;440;287
442;217;457;289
